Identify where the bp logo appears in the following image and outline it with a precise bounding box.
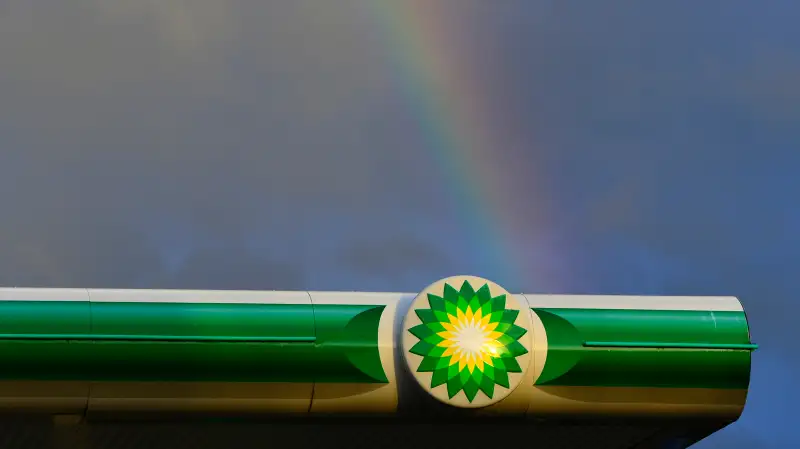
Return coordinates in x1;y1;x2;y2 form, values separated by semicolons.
402;276;533;408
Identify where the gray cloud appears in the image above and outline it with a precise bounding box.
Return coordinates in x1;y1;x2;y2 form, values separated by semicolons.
337;235;453;286
149;245;305;291
0;0;451;291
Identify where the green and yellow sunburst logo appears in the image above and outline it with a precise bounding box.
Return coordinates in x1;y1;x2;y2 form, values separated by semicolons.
402;276;532;408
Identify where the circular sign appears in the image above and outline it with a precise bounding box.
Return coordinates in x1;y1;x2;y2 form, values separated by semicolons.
402;275;533;408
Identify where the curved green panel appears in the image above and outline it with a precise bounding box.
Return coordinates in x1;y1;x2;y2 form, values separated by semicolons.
0;340;90;380
0;299;391;383
86;341;317;382
534;308;752;389
313;305;388;383
91;302;315;340
87;302;317;381
0;301;89;335
556;308;750;345
342;306;388;382
0;301;319;382
0;301;91;381
535;310;582;385
0;341;317;382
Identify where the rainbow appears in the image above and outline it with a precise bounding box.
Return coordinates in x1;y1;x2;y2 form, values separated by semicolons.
364;2;537;288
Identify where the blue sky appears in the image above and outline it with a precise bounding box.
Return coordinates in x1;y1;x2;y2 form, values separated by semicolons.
0;1;797;446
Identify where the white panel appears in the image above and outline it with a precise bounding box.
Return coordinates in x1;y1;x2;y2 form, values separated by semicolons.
522;294;744;312
0;288;745;312
88;289;311;305
308;291;409;305
0;288;89;301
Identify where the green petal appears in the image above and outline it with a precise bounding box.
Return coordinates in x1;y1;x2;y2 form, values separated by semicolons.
417;356;440;372
422;333;445;345
488;310;505;324
505;324;528;340
503;356;522;373
492;321;512;334
447;376;463;398
483;364;495;382
492;347;510;358
409;323;435;340
479;372;495;398
497;334;515;346
427;294;446;312
431;366;449;388
448;362;461;380
490;295;506;313
471;366;483;385
456;295;469;314
499;309;519;324
415;309;437;324
480;301;493;317
467;294;481;315
458;280;476;301
463;377;479;402
506;340;529;357
427;345;446;357
445;301;458;317
425;321;447;333
476;284;492;303
495;368;510;388
433;309;450;323
459;365;471;386
409;340;435;356
443;283;460;303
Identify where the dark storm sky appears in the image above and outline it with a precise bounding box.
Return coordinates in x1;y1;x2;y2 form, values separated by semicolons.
0;1;796;447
